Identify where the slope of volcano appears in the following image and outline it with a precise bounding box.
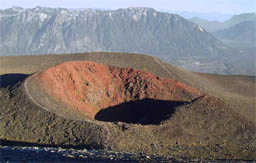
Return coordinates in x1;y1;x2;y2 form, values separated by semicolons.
1;52;255;160
26;61;201;123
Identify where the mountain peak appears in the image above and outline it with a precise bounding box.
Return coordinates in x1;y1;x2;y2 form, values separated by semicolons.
10;6;24;11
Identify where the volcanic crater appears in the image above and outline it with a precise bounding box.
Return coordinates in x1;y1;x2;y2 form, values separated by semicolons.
26;61;202;124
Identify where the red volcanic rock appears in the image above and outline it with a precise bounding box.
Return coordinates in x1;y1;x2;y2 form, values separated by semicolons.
35;61;202;119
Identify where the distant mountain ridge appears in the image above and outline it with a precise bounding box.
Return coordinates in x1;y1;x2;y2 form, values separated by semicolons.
0;7;255;75
214;21;256;44
165;11;233;22
190;13;256;76
190;13;255;56
190;13;256;32
0;7;226;56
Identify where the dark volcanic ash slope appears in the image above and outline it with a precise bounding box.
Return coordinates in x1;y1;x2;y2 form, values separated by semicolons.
1;60;256;160
0;52;254;123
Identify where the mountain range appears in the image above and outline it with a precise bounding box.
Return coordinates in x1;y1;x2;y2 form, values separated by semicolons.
190;13;256;32
190;13;255;73
190;13;256;49
214;21;256;46
0;7;255;75
164;11;233;22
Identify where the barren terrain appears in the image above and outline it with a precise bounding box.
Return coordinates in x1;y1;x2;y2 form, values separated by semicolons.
0;52;255;160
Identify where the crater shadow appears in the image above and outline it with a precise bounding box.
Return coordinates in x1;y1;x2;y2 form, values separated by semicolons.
0;73;29;88
95;98;187;125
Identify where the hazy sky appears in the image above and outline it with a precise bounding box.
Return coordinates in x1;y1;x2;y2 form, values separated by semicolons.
0;0;255;14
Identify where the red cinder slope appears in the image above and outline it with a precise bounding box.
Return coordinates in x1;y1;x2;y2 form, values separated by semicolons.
34;61;202;119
